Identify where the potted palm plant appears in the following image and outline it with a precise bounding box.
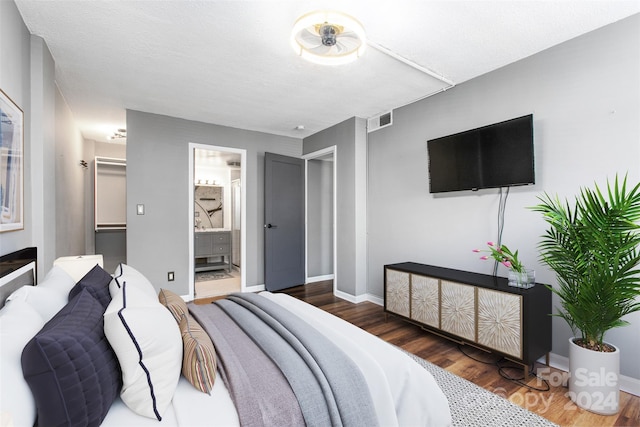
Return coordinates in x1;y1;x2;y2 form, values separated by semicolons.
532;175;640;415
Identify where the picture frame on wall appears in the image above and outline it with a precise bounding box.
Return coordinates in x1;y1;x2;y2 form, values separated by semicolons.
0;89;24;232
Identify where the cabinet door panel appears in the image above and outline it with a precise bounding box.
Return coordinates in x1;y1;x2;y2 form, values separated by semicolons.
411;275;439;327
477;288;522;358
440;281;475;341
195;233;212;257
386;269;410;317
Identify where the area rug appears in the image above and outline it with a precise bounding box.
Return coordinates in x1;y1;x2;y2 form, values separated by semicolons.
405;352;558;427
195;271;234;282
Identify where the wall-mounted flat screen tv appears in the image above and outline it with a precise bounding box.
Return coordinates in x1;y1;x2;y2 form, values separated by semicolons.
427;114;534;193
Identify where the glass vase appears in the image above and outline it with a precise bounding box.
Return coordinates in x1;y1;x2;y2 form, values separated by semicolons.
508;269;535;289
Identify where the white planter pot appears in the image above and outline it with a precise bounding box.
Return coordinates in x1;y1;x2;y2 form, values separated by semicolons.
568;337;620;415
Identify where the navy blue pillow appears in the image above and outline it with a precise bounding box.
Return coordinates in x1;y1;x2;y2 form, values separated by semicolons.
68;264;112;309
21;288;122;427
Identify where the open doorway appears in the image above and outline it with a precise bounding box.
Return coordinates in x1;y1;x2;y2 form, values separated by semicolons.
188;143;246;300
304;146;336;289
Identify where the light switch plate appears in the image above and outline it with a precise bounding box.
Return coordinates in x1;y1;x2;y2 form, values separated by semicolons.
136;204;145;215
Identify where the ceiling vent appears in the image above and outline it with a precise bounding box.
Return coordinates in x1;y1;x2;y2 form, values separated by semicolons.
367;111;393;133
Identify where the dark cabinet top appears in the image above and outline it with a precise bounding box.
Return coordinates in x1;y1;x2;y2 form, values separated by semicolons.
385;262;548;295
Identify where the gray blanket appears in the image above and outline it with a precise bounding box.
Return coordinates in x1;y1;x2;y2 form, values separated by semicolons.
188;293;378;427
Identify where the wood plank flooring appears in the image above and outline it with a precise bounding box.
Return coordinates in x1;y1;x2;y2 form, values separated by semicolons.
279;281;640;427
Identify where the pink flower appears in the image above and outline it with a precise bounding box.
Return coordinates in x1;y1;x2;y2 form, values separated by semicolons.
487;241;495;246
502;261;512;268
472;249;480;253
480;255;489;260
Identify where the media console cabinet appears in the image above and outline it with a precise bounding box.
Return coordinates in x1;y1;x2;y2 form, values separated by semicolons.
384;262;551;376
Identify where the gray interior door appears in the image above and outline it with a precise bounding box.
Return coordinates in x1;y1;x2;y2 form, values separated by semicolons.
264;152;305;291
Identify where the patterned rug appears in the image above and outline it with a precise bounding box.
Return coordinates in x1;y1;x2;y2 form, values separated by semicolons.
195;271;234;282
405;351;558;426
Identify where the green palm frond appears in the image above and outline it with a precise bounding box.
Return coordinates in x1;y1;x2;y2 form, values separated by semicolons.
531;174;640;349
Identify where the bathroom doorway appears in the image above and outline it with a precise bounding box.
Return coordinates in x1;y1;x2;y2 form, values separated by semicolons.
188;143;246;300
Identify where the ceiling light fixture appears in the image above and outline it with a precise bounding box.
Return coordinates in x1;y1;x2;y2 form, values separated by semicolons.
107;128;127;140
290;10;454;94
290;10;366;66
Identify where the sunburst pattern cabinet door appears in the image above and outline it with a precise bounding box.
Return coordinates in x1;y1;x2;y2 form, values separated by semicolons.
477;288;522;358
411;275;439;327
440;281;476;341
386;269;410;317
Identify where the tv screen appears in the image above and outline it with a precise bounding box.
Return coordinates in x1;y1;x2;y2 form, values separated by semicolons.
427;114;534;193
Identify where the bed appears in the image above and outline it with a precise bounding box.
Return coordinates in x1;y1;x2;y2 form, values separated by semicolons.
0;248;452;427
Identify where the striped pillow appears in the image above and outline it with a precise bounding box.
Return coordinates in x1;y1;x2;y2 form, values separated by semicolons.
179;313;217;394
158;288;188;323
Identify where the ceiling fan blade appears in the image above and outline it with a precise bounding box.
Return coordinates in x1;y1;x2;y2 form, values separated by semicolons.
308;44;333;55
297;27;321;46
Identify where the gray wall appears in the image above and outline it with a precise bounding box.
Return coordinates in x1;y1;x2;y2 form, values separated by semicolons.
307;159;333;277
303;117;368;296
126;110;301;295
55;88;86;258
1;2;57;278
366;15;640;379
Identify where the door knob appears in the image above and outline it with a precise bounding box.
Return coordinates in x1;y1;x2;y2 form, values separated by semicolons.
265;223;278;229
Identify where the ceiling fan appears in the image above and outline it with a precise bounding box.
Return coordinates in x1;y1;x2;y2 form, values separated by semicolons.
290;10;453;91
290;11;366;66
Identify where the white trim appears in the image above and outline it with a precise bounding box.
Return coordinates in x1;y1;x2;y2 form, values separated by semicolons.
245;284;265;293
188;143;247;301
303;146;337;294
365;294;384;306
306;274;334;283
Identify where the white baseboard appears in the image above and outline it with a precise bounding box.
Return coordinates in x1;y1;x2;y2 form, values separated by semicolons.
331;290;383;306
306;274;334;283
366;294;384;306
334;289;369;304
543;352;639;397
245;284;265;293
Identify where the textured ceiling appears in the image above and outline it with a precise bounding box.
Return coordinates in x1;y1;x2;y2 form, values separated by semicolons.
14;0;640;143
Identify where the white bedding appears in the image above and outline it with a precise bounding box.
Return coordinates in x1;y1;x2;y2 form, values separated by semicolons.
102;292;452;427
1;255;450;426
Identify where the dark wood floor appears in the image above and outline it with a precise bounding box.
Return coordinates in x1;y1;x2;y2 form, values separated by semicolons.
279;281;640;427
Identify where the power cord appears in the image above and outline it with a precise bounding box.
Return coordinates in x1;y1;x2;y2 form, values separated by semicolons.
457;343;550;392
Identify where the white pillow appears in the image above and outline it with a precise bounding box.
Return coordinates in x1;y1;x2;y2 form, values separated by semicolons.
38;265;76;296
6;285;68;322
0;299;45;427
109;263;157;299
53;254;104;282
104;283;182;420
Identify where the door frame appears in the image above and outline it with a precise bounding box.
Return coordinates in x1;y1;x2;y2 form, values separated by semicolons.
303;146;337;293
187;143;247;300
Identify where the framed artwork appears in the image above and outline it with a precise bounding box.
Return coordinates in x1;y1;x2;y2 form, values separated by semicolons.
0;89;24;232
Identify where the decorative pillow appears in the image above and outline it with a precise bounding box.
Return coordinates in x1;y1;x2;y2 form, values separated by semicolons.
69;263;113;309
0;300;45;427
21;289;122;427
158;288;188;323
6;285;68;322
104;283;182;420
179;313;217;394
38;265;76;296
109;263;157;299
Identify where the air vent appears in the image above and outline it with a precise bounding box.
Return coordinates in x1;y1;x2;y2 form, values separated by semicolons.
367;111;393;133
